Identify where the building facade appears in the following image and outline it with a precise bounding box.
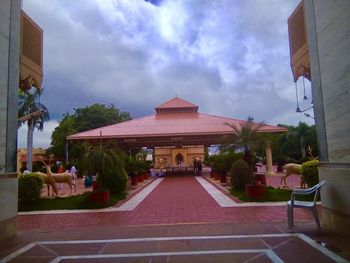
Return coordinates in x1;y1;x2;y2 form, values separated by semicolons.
300;0;350;235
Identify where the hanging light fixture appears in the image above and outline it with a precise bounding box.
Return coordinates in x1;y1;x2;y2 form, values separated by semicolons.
295;81;301;112
302;76;308;100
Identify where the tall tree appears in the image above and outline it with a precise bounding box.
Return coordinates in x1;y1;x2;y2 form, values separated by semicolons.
48;103;131;163
277;122;318;161
224;116;266;169
18;89;49;171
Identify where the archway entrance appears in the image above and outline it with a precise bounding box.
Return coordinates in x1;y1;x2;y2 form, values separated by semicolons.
175;153;184;165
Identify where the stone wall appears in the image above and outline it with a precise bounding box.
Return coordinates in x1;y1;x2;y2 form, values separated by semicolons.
0;0;21;241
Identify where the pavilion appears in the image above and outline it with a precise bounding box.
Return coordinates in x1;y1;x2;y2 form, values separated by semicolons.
67;97;286;174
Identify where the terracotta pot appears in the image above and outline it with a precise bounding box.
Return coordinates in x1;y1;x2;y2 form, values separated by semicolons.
137;174;144;183
245;184;266;199
90;191;110;204
254;173;266;186
92;180;98;191
220;172;227;183
131;175;138;186
210;171;215;178
213;171;220;180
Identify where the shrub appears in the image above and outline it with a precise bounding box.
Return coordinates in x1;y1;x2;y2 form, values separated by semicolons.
18;173;44;202
230;159;252;191
105;160;128;194
209;152;243;173
222;152;244;172
301;160;319;187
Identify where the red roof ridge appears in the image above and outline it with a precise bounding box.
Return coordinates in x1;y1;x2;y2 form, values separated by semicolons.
155;97;198;113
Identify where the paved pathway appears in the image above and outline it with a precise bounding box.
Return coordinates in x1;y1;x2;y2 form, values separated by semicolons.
17;176;314;231
3;176;349;262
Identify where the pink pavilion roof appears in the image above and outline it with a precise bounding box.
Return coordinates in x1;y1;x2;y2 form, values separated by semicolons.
67;98;287;142
155;97;199;113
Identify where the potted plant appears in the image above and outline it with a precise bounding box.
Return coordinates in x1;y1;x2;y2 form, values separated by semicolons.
125;158;138;187
211;155;222;181
225;117;267;199
86;145;117;204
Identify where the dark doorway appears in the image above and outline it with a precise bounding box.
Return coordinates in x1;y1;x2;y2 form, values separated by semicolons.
175;153;184;165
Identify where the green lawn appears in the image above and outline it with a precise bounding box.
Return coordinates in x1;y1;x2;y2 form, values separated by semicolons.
18;192;127;212
230;186;316;202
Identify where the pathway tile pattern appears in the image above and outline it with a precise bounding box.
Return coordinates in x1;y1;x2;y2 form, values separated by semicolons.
18;176;314;232
2;233;343;262
195;176;237;207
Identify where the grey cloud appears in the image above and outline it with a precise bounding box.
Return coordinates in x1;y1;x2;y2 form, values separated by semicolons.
23;0;311;137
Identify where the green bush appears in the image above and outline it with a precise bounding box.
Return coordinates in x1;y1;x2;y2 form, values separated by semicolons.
209;152;243;173
222;152;244;172
301;160;319;187
18;173;44;202
230;159;252;191
135;159;148;174
105;160;128;194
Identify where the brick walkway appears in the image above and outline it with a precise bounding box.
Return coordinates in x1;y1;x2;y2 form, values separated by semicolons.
18;176;313;231
3;176;349;262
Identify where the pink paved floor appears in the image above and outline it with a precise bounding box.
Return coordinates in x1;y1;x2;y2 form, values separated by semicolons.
18;176;314;232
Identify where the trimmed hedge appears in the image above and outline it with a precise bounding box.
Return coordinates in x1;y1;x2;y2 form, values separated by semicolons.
18;173;44;202
230;159;252;191
301;160;319;187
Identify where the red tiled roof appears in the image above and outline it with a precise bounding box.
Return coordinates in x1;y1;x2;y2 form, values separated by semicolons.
67;111;286;140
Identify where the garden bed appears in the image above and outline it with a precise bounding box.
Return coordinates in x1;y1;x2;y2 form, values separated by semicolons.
230;186;316;202
18;192;126;211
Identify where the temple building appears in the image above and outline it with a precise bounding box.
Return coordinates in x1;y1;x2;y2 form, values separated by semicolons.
67;97;286;172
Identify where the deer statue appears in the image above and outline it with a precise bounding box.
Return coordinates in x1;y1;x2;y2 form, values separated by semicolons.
33;170;59;197
280;163;304;188
281;146;319;189
41;157;76;195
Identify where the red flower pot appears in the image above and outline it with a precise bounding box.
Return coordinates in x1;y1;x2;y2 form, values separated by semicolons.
137;174;144;183
213;171;220;180
254;173;266;186
90;191;110;204
245;184;266;199
92;180;98;191
131;175;138;186
220;172;227;183
210;171;215;178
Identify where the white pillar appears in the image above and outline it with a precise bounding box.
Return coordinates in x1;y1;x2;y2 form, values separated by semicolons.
265;141;276;176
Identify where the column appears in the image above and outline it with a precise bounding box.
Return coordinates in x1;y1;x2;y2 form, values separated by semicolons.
265;141;275;176
0;0;21;241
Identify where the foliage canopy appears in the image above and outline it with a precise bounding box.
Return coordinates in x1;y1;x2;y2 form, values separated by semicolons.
48;103;131;161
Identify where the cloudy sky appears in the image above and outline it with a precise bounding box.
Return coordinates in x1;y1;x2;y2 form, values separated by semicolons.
19;0;314;148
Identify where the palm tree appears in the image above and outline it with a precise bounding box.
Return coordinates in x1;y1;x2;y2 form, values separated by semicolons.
18;89;49;171
224;116;266;170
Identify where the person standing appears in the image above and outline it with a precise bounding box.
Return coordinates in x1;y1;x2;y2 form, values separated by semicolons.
198;160;202;176
70;165;77;184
